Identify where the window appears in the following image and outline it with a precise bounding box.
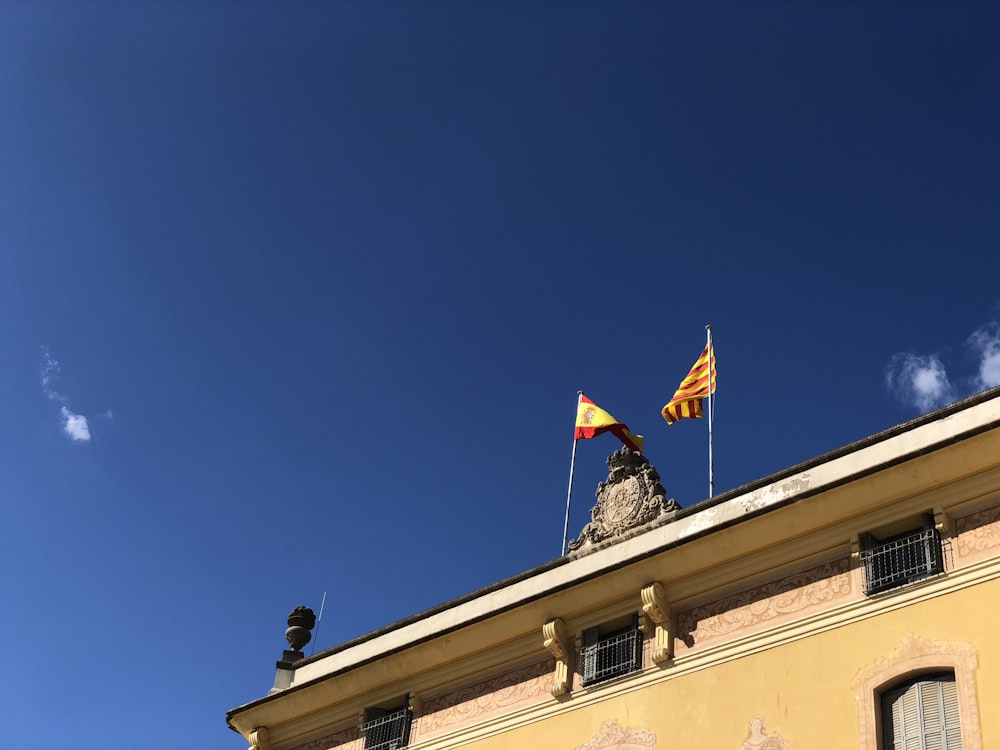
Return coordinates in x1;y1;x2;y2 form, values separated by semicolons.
852;635;980;750
361;700;412;750
860;513;943;595
580;614;642;686
881;672;962;749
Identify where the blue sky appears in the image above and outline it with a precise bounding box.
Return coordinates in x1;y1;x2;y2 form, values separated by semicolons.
1;2;998;748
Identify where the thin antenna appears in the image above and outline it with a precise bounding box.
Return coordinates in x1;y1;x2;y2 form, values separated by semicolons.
310;591;327;656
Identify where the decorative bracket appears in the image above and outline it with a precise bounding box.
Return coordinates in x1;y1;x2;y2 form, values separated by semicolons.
248;727;271;750
542;618;573;697
933;506;948;533
850;533;861;560
640;582;672;664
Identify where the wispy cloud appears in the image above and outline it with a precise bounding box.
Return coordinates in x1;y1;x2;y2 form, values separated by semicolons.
886;314;1000;412
41;348;66;402
885;353;954;412
969;321;1000;390
40;347;92;442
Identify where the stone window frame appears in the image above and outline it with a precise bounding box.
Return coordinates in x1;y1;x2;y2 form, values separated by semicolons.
853;635;980;750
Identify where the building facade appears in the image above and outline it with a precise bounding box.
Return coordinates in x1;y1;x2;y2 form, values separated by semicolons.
227;388;1000;749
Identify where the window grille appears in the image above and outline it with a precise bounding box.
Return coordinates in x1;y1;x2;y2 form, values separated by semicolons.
361;706;412;750
860;514;943;596
882;672;962;749
581;616;642;686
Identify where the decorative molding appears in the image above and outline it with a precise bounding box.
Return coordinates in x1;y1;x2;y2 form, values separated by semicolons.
291;724;360;750
248;727;271;750
569;449;679;552
677;558;853;650
738;716;788;750
543;618;573;696
852;633;981;750
640;582;672;664
574;719;656;749
955;503;1000;558
417;658;553;738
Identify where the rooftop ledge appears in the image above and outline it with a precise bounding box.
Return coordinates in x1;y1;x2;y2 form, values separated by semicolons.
228;385;1000;727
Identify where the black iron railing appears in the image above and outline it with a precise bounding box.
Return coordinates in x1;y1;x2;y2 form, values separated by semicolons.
361;707;412;750
861;526;943;595
581;627;642;686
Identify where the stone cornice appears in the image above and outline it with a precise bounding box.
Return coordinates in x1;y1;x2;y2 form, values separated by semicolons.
266;551;1000;750
228;392;1000;742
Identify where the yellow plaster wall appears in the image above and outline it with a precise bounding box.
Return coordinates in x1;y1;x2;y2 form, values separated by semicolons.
460;576;1000;749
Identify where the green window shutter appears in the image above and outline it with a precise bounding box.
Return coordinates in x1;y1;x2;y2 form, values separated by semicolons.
882;673;962;750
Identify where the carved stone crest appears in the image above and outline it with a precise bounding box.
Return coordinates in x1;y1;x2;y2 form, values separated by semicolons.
574;720;656;749
569;449;679;552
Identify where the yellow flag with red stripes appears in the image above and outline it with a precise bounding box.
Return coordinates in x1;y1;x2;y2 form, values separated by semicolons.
662;343;717;425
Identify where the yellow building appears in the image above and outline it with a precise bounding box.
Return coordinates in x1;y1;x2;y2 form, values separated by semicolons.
227;387;1000;750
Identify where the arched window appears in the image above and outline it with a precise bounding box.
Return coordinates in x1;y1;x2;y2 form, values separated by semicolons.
881;672;961;749
853;636;980;750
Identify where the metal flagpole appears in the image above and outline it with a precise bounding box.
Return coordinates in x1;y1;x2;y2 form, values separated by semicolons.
562;391;583;556
706;325;714;498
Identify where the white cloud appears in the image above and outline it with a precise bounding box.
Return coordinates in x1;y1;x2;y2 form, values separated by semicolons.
61;406;92;442
40;347;96;442
969;321;1000;389
886;312;1000;413
885;353;954;412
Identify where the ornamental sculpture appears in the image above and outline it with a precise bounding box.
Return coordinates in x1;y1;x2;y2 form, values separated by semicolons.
569;448;679;553
285;606;316;652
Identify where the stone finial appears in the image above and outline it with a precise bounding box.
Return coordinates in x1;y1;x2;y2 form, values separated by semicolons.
270;606;318;694
285;606;316;652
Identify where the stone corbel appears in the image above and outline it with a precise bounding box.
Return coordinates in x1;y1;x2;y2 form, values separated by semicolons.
933;506;948;533
542;618;573;697
640;582;672;664
850;533;861;560
248;727;271;750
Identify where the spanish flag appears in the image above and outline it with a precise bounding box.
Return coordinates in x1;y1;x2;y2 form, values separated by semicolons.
574;394;644;453
662;343;717;425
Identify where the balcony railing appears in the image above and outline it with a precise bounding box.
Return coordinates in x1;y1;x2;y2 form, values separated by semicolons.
860;526;943;595
581;627;642;686
361;707;412;750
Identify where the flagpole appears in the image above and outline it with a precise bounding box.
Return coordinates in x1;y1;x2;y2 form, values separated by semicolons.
706;325;714;498
562;391;583;556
